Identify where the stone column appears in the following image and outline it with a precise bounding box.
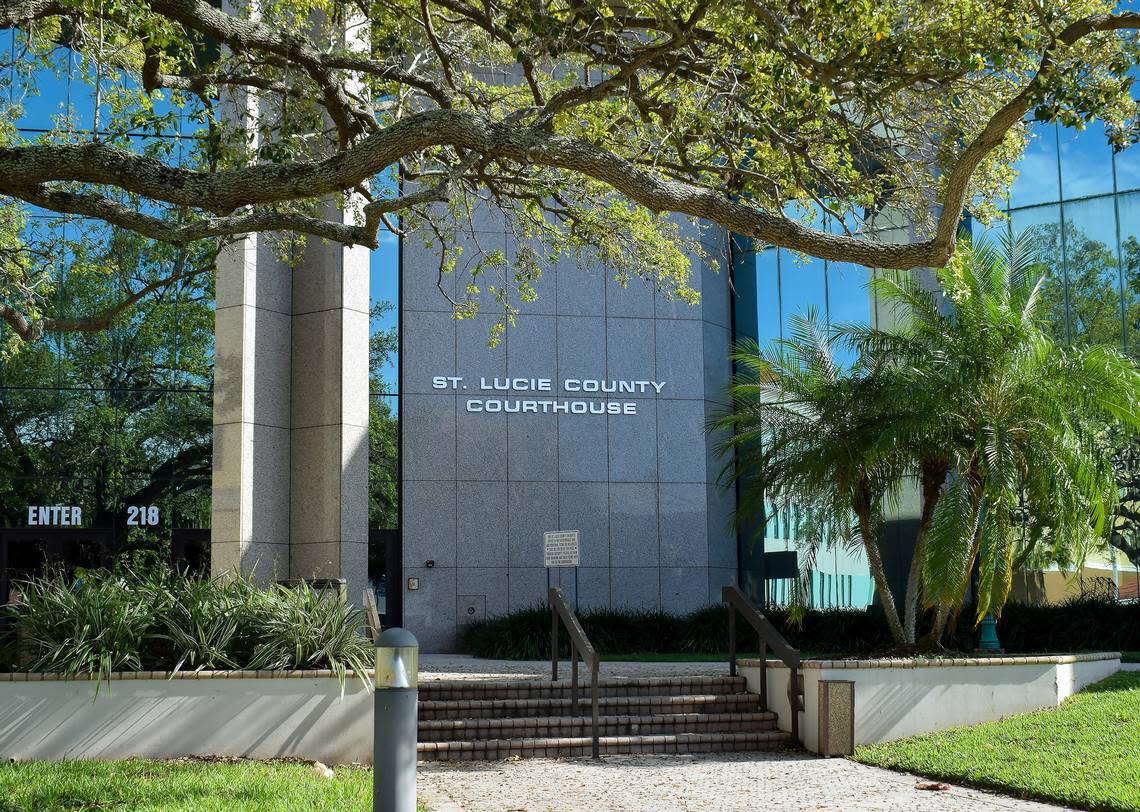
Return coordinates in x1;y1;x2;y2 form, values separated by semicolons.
210;7;370;601
211;236;293;581
211;216;370;601
288;202;371;600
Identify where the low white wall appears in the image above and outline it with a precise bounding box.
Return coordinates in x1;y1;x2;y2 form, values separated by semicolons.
0;672;374;764
739;652;1121;754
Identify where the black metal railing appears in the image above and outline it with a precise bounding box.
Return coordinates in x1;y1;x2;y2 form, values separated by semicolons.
722;585;803;745
550;587;601;759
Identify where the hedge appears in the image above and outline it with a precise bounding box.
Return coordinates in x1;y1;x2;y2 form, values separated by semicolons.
460;597;1140;659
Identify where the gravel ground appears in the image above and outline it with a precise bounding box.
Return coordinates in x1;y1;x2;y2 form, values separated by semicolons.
417;752;1074;812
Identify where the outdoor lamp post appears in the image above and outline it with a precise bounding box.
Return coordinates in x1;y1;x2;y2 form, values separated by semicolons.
374;627;419;812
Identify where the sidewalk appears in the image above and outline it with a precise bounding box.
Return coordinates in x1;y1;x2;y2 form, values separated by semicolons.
418;751;1074;812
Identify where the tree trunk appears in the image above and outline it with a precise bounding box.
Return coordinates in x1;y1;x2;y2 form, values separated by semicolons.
902;532;926;646
905;458;951;645
857;511;906;646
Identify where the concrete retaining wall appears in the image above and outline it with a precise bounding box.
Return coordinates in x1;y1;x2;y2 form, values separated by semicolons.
0;671;373;764
739;652;1121;754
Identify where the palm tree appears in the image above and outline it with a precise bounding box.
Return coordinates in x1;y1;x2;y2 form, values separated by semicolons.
713;309;915;646
718;234;1140;650
862;234;1140;637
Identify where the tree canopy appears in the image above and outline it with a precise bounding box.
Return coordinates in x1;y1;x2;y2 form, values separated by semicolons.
2;0;1140;338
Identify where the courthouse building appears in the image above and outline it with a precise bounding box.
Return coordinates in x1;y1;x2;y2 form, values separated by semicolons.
1;51;1138;649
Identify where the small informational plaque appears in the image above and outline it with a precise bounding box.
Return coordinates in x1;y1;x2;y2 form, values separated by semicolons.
543;530;580;567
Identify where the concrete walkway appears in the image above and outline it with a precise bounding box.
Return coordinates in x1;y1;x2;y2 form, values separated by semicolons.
416;656;1088;810
418;752;1073;811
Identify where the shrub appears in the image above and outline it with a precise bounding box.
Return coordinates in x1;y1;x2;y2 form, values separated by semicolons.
3;569;373;692
246;581;373;695
16;572;156;687
461;598;1140;659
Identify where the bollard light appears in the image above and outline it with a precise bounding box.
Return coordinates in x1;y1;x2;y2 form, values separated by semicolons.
375;627;419;812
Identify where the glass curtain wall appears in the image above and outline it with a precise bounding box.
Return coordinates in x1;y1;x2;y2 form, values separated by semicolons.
744;240;878;609
743;119;1140;608
0;34;214;581
0;33;402;590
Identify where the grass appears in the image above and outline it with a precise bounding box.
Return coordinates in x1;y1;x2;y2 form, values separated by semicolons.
855;671;1140;812
0;758;428;812
1123;651;1139;664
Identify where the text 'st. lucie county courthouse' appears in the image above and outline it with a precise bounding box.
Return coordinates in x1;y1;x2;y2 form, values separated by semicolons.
2;111;1138;650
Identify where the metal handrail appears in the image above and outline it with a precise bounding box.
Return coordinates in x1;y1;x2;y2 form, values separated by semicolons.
722;585;803;745
550;587;601;759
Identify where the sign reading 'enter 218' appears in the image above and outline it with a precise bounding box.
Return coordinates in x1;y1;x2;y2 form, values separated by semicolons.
24;504;161;527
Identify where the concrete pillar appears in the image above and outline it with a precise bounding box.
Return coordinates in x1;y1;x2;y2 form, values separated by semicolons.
211;212;370;601
288;201;371;598
211;236;293;582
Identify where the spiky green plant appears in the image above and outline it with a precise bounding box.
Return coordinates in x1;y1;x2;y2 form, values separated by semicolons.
246;581;373;695
7;570;374;695
148;572;248;674
717;233;1140;648
13;572;154;691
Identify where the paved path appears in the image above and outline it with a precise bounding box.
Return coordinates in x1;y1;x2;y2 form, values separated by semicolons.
418;752;1072;812
416;655;1117;810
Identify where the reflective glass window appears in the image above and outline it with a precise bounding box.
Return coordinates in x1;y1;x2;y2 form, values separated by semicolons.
755;248;781;346
826;261;873;367
1058;121;1115;200
1116;191;1140;356
778;250;827;340
1010;204;1068;343
1010;122;1061;208
370;395;399;532
1061;197;1124;347
1114;143;1140;194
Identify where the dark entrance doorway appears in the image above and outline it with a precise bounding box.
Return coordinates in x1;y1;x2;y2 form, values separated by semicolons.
0;528;116;604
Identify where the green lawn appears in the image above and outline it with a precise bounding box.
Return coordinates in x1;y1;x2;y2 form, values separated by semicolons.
855;671;1140;812
0;758;426;812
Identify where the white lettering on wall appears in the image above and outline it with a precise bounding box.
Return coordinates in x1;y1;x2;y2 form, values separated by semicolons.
431;374;665;416
127;505;161;526
26;505;83;527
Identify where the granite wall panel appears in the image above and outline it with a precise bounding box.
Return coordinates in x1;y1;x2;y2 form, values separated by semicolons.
401;220;739;650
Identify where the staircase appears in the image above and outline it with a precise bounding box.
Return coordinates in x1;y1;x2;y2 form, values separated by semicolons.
416;674;792;761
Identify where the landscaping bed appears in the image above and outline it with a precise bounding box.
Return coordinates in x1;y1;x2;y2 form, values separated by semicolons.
854;671;1140;812
462;599;1140;660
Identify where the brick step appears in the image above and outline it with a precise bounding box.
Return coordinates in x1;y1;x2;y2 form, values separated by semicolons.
418;693;761;721
420;675;745;702
419;711;779;742
416;730;793;761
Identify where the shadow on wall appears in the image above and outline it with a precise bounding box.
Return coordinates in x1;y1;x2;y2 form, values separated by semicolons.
0;677;374;765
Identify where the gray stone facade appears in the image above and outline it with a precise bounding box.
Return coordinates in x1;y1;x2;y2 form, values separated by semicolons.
400;219;738;652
